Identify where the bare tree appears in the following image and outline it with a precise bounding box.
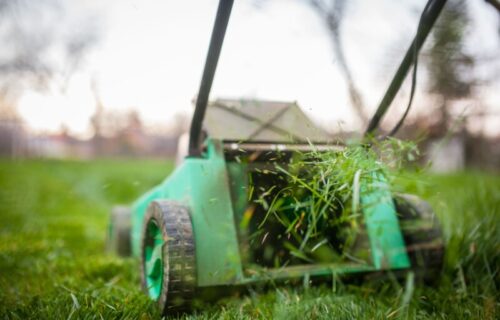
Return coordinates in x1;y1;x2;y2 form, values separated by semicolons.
254;0;369;125
307;0;368;125
426;0;474;131
0;0;99;101
0;0;100;156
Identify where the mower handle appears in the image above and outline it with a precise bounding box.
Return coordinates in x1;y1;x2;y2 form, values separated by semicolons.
189;0;234;156
364;0;447;136
188;0;447;155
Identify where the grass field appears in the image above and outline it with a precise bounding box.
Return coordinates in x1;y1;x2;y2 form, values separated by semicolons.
0;159;498;319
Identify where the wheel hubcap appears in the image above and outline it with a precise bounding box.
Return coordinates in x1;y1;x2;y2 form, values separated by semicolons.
144;219;164;300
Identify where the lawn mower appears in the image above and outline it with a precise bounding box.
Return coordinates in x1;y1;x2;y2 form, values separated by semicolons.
107;0;447;315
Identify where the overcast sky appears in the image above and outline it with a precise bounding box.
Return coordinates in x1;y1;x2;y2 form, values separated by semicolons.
15;0;500;137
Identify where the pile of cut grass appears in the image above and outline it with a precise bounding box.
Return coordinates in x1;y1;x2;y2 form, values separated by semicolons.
251;139;420;266
0;159;498;319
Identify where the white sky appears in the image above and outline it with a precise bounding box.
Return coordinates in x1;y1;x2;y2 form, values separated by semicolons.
16;0;500;137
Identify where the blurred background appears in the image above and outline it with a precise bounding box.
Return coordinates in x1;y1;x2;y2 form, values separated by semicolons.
0;0;499;170
1;1;499;317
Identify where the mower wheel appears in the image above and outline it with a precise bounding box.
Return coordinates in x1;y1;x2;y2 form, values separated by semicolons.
140;200;196;315
107;206;131;256
394;194;445;282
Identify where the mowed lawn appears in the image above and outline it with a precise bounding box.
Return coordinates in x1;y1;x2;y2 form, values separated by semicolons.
0;159;498;319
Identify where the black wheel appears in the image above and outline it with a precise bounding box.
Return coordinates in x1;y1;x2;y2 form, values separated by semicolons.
394;194;445;282
140;200;196;315
107;206;131;256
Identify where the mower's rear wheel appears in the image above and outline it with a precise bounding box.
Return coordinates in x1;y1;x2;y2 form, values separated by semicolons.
394;194;445;282
107;206;131;256
140;200;196;315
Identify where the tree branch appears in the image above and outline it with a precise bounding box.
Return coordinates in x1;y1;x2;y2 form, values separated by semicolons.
308;0;368;125
484;0;500;12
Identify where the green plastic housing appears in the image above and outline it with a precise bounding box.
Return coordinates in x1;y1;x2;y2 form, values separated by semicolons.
130;139;410;287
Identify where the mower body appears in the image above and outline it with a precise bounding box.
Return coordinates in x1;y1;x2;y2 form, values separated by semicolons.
129;135;411;288
106;0;447;312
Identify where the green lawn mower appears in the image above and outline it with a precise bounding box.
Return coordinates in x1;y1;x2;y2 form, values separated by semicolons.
108;0;447;315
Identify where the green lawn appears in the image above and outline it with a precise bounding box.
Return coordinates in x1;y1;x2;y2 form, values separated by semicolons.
0;160;498;319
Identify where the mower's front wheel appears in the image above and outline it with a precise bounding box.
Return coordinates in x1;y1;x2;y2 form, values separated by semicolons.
140;200;196;315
